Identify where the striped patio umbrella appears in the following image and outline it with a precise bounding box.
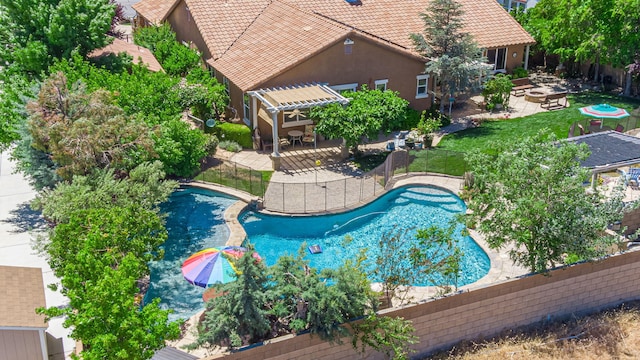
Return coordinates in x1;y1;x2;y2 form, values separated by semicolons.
579;104;630;119
181;246;260;288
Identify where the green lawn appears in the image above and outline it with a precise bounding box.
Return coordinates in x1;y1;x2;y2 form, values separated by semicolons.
438;92;640;154
404;149;468;176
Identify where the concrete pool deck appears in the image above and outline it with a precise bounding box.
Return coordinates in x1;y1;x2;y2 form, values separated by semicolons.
197;174;529;307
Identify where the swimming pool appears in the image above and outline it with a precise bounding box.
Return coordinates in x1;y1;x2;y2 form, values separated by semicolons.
241;185;490;287
147;185;490;321
145;187;238;322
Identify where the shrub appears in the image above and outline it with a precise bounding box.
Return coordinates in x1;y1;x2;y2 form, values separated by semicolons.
214;122;253;148
482;74;513;110
512;67;528;79
218;140;242;152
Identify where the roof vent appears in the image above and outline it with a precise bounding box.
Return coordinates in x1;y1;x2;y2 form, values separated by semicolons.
345;0;361;5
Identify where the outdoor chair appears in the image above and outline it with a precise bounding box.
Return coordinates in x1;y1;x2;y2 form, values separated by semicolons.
279;137;290;150
629;168;640;189
261;136;273;152
302;125;315;146
615;124;624;132
619;168;640;188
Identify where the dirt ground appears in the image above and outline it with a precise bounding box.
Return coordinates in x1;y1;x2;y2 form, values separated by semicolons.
426;301;640;360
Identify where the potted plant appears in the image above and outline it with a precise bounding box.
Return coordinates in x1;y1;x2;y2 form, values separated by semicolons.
405;133;416;149
414;111;443;148
482;74;513;112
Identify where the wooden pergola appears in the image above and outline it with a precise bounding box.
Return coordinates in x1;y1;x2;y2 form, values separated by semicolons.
248;84;349;160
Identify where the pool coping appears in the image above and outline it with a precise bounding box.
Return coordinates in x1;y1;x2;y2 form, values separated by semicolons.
187;175;529;304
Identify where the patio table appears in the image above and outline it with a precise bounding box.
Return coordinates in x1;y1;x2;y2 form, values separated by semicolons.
288;130;303;147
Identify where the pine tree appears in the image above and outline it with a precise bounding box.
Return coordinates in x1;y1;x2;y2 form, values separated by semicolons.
411;0;489;112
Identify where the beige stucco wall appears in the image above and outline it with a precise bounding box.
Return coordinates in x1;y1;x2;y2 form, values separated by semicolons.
261;34;432;111
503;44;528;72
204;249;640;360
167;0;212;60
0;330;44;360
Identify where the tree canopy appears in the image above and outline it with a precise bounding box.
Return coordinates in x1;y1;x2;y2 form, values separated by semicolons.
523;0;640;80
411;0;488;112
0;0;115;75
192;245;417;359
311;86;409;154
465;131;625;273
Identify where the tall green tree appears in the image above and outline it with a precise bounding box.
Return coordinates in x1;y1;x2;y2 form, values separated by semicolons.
38;205;180;359
193;249;271;349
33;162;177;225
0;0;115;75
526;0;640;81
311;86;409;154
411;0;488;112
465;131;625;273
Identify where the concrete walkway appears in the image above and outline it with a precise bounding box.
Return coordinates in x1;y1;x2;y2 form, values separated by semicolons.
0;150;75;359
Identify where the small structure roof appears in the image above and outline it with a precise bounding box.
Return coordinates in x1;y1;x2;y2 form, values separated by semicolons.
132;0;180;25
0;266;47;329
89;38;164;72
249;84;349;112
152;346;198;360
567;131;640;172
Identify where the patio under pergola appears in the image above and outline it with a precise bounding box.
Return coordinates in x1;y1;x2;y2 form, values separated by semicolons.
248;84;349;170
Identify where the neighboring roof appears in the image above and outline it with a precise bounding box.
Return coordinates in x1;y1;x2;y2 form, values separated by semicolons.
249;83;350;112
89;38;164;72
132;0;180;25
152;346;198;360
0;266;47;329
566;131;640;172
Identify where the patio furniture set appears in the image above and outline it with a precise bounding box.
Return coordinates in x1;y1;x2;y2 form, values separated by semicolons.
255;125;316;152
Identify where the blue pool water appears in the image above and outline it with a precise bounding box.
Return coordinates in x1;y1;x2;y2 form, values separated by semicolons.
147;185;490;322
145;187;238;322
241;186;490;287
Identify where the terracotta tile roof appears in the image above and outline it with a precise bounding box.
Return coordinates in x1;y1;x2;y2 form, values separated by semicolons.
185;0;273;59
285;0;534;50
135;0;535;89
210;1;350;90
458;0;535;48
89;38;164;72
0;266;47;329
132;0;180;25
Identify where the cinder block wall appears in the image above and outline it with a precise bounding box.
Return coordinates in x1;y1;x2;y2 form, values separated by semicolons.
203;250;640;360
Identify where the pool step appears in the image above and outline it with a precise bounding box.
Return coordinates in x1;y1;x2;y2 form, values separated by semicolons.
224;201;249;246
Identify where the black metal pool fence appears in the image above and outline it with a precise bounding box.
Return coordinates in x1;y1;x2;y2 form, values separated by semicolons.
195;148;467;213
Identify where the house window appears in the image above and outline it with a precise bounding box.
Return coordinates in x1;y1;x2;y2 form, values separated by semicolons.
415;75;429;99
486;48;507;72
222;77;230;96
243;94;250;120
344;38;354;55
330;83;358;94
206;64;216;77
374;79;388;91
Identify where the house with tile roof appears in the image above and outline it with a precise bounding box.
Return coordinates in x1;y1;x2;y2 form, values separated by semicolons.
133;0;534;160
89;38;164;72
